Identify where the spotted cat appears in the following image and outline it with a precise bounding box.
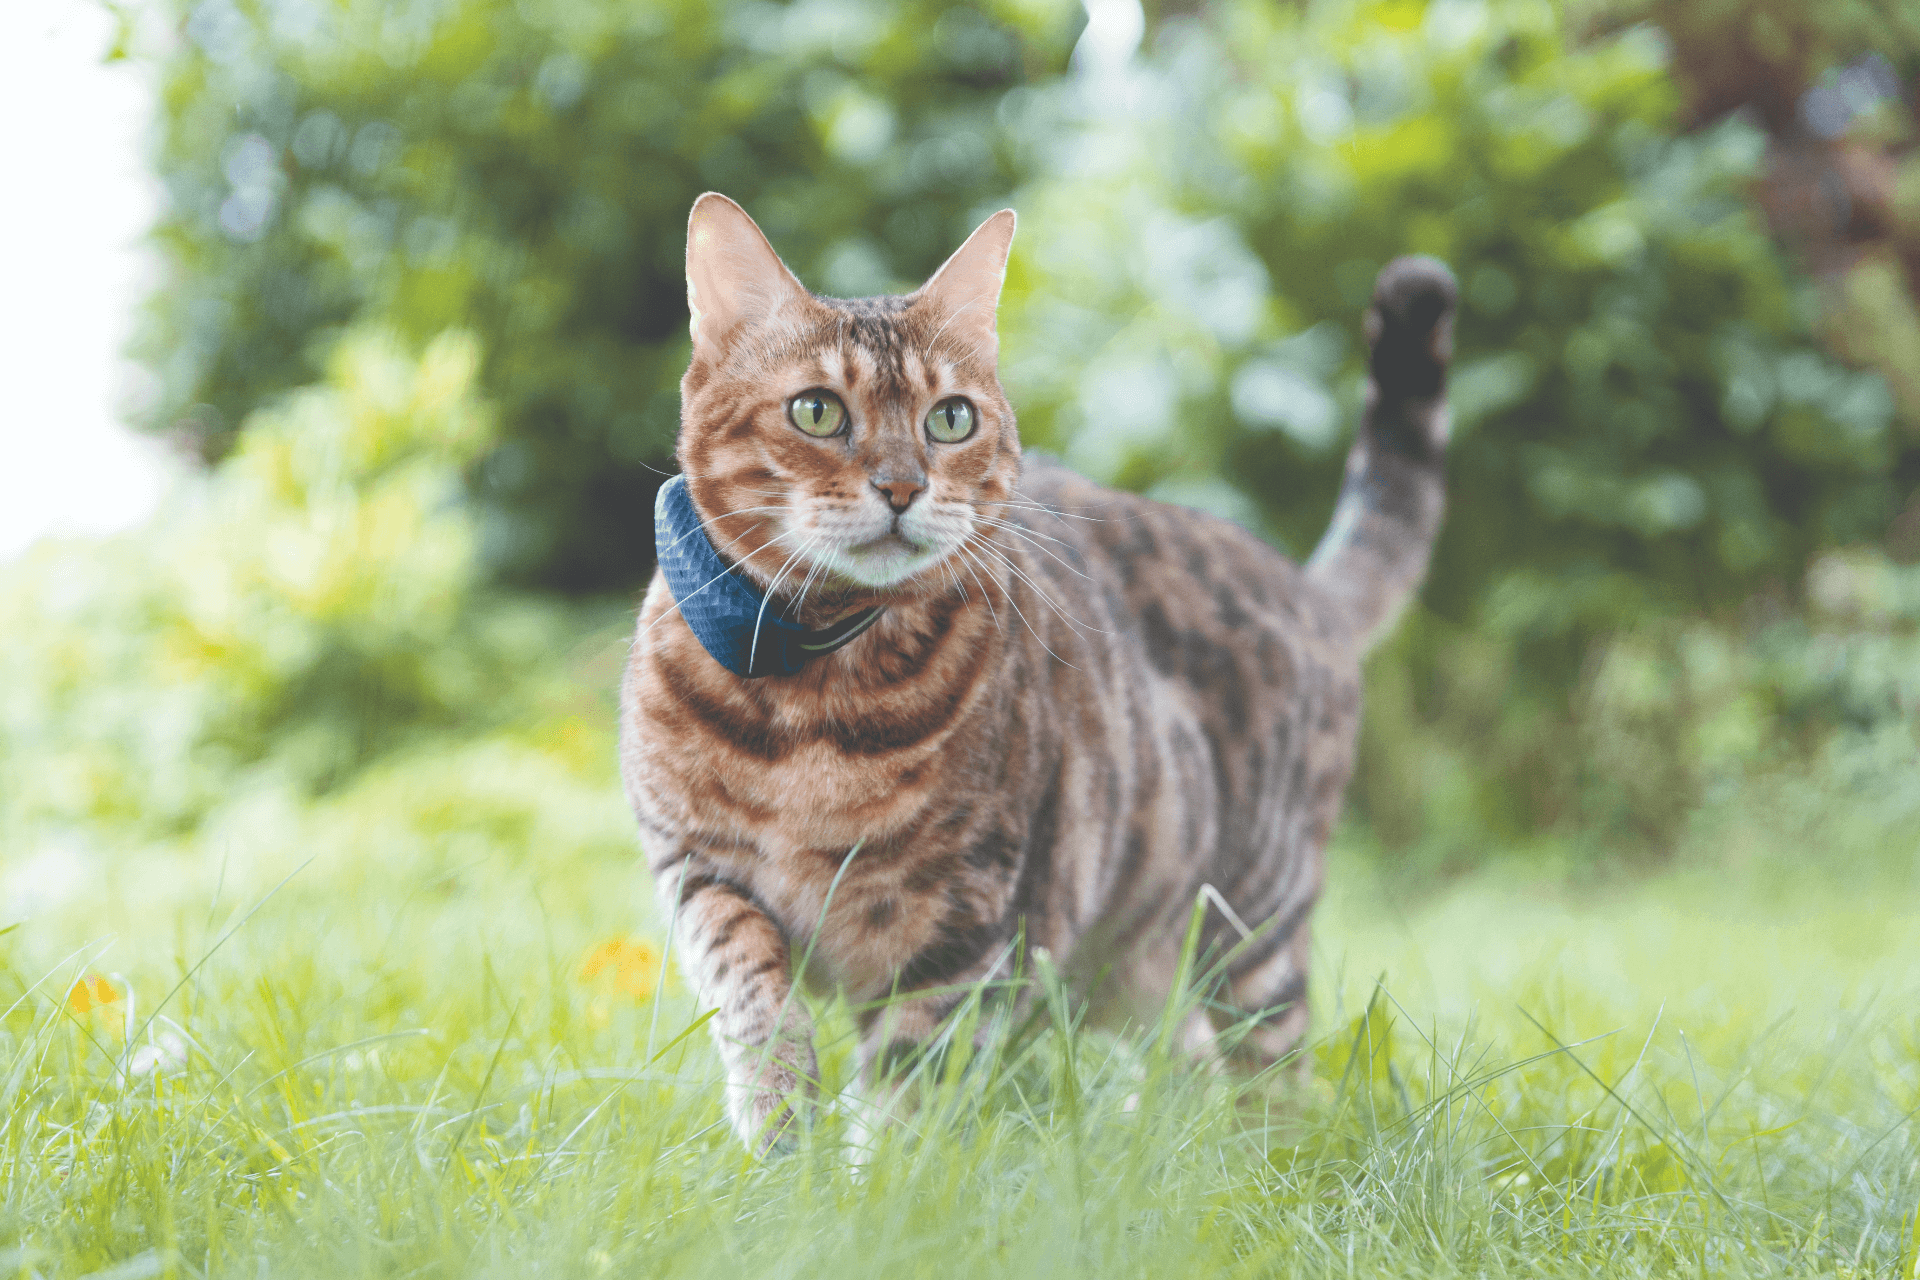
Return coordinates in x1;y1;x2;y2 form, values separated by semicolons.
619;193;1456;1152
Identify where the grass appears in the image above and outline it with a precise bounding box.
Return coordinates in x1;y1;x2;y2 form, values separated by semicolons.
5;778;1920;1279
9;312;1919;1276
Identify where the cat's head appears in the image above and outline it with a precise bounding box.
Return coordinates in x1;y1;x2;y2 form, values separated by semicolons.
675;193;1019;611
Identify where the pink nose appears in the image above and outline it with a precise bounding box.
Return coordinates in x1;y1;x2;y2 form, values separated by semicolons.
872;478;924;513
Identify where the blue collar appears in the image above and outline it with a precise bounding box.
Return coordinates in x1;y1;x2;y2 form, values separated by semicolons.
653;474;886;679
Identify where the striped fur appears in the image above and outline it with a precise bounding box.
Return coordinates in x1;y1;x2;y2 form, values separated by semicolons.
619;195;1456;1152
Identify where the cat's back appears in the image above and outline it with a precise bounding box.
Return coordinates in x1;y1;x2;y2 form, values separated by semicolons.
1012;458;1355;691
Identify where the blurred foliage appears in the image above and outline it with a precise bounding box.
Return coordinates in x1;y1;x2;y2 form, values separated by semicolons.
1581;0;1920;467
1354;545;1920;868
1008;0;1909;628
108;0;1920;861
1000;0;1917;850
0;330;630;877
139;0;1084;588
1581;0;1920;128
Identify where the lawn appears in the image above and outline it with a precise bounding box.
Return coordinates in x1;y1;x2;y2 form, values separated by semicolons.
7;746;1918;1280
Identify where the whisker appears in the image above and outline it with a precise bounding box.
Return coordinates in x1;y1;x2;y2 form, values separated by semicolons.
635;527;803;645
967;517;1092;580
686;510;790;571
966;513;1081;552
964;536;1108;638
965;537;1074;625
1001;528;1095;583
792;556;827;614
954;545;1008;637
993;499;1105;524
950;546;1003;634
940;558;968;605
959;542;1077;670
789;541;837;622
657;505;787;556
758;536;818;614
747;535;823;675
975;552;1113;652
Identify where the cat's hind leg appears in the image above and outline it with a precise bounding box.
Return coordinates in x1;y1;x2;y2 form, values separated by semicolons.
1217;920;1313;1075
841;948;1021;1156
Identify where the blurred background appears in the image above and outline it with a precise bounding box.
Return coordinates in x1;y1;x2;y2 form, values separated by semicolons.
5;0;1919;920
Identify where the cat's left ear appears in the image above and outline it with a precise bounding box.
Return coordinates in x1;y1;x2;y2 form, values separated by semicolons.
916;210;1017;359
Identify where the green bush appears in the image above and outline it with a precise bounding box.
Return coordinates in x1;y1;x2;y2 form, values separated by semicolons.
1000;0;1914;851
129;0;1916;859
140;0;1084;589
0;329;617;862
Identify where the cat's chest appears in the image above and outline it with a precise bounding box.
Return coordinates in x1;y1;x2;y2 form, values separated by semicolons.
628;620;1007;845
657;730;957;852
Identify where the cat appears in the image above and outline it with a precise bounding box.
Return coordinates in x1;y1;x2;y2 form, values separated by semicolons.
619;192;1455;1153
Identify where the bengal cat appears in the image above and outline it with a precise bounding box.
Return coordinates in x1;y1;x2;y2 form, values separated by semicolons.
618;193;1456;1153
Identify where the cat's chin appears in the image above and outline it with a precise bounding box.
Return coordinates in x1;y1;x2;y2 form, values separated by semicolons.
813;537;953;590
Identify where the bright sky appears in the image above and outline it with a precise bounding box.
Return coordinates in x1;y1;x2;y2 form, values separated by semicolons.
0;0;172;563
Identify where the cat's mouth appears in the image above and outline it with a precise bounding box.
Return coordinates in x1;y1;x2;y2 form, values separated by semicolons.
849;531;924;556
817;528;948;589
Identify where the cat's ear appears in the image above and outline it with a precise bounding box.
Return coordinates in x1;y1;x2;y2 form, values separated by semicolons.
685;193;808;356
916;209;1017;359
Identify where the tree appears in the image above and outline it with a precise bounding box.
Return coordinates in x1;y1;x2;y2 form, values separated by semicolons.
139;0;1083;589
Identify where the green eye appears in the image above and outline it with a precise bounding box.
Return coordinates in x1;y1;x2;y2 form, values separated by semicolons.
925;397;975;443
789;391;847;437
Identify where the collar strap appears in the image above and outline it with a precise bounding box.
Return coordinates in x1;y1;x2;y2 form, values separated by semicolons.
653;474;885;679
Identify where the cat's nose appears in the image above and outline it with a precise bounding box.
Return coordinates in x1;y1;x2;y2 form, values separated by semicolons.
871;476;925;514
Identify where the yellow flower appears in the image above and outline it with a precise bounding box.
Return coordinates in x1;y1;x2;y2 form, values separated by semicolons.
67;974;122;1016
576;937;663;1002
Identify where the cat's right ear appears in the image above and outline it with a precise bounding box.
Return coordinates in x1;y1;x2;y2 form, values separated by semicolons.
685;193;807;357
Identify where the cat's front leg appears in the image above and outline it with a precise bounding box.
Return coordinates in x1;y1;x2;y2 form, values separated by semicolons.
659;859;816;1154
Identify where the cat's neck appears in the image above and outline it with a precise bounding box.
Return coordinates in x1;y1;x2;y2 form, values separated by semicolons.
763;543;1015;694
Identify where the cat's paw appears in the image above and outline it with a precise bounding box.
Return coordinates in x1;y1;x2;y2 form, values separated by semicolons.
727;1042;818;1156
838;1081;904;1164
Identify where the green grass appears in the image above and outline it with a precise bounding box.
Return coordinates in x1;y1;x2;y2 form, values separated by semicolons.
6;793;1919;1279
9;299;1919;1277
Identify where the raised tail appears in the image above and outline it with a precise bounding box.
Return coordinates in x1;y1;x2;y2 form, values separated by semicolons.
1306;255;1458;651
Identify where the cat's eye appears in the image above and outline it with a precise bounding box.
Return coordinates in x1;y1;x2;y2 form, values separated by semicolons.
924;397;976;444
789;390;848;438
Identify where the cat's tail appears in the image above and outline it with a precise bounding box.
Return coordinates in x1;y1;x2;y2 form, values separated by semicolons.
1305;256;1457;651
